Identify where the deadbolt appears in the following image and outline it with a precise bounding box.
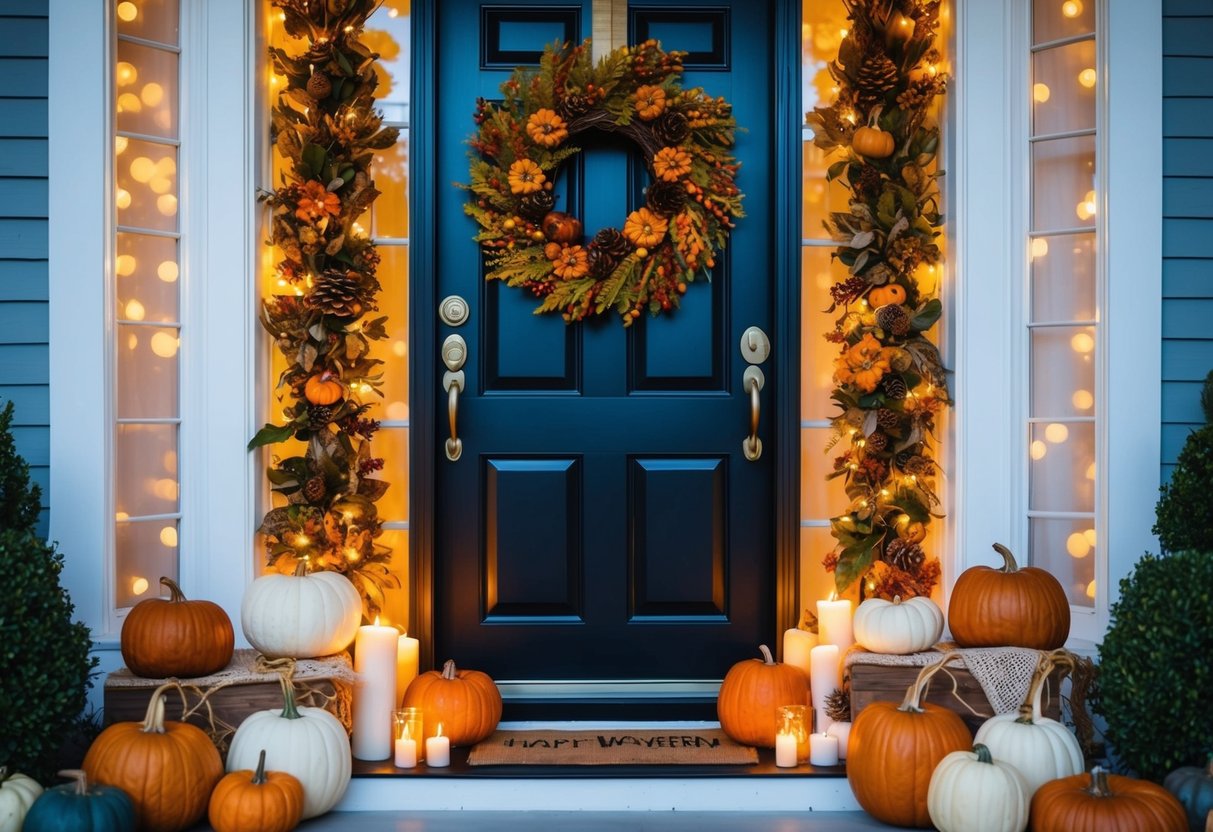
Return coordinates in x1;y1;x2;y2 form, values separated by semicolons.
439;295;469;327
442;334;467;371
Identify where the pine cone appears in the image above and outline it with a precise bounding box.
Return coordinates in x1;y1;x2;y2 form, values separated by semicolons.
303;475;327;503
856;48;900;109
307;269;368;319
585;246;617;280
824;686;851;723
592;227;631;260
885;538;925;573
557;90;592;120
875;304;911;337
645;180;687;216
307;405;335;429
853;164;884;203
896;79;934;112
519;189;555;221
652;110;690;146
881;374;908;400
876;408;902;432
865;431;889;453
903;454;934;476
307;72;333;99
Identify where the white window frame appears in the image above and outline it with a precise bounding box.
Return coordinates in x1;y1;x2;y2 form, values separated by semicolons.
48;0;260;651
951;0;1162;645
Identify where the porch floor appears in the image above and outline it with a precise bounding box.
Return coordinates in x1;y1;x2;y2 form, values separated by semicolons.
276;810;896;830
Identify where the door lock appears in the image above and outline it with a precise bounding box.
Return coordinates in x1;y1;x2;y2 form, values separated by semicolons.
740;326;770;364
442;334;467;371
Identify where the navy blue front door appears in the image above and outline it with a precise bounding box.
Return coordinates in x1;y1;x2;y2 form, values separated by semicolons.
433;0;776;694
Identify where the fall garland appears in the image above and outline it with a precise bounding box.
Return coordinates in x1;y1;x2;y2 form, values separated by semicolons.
807;0;950;600
465;40;744;325
248;0;399;615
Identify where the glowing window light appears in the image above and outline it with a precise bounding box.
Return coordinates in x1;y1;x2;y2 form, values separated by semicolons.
1045;423;1069;444
127;333;138;350
1076;190;1097;221
116;188;132;210
131;576;150;595
1083;528;1096;547
1033;83;1050;103
392;340;407;357
115;136;129;154
155;156;176;176
1062;0;1083;18
149;176;173;195
117;1;138;22
1086;462;1096;480
129;156;156;183
159;526;178;547
141;82;164;107
156;194;178;216
1072;389;1094;410
386;401;409;421
115;511;130;521
117;93;142;113
116;254;137;276
1085;580;1096;599
151;331;179;358
124;299;146;321
1030;440;1048;461
152;478;180;501
1067;532;1091;558
1070;332;1095;354
1078;68;1096;89
157;260;179;282
116;61;138;86
1030;238;1049;259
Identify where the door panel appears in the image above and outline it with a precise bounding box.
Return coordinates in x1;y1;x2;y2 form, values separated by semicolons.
434;0;774;693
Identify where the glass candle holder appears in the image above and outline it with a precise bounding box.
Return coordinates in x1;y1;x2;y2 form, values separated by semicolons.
392;707;424;766
776;704;810;763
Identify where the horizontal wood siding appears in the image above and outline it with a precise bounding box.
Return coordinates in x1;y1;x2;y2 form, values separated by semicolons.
0;4;49;536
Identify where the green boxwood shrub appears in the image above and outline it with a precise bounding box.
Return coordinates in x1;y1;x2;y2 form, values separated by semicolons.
1154;370;1213;554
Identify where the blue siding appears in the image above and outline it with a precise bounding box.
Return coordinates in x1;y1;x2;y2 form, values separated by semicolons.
0;5;49;536
1162;2;1213;482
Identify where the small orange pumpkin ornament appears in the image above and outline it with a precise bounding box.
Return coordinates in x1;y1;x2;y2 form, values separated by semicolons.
83;682;223;832
848;652;973;827
716;644;811;748
869;284;907;307
208;749;304;832
852;124;895;159
541;211;583;244
402;659;503;746
120;576;234;678
1030;766;1188;832
304;371;343;406
948;543;1070;650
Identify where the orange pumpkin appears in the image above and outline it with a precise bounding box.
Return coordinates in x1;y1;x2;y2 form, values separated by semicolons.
402;659;502;747
852;125;895;158
948;543;1070;650
83;682;223;832
1030;767;1188;832
716;644;810;748
120;576;234;678
848;652;973;827
208;749;304;832
304;371;343;405
869;284;907;307
541;211;583;244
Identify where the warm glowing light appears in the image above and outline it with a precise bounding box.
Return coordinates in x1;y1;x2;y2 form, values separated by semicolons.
388;7;399;17
1072;389;1094;410
1070;332;1095;354
392;340;407;357
374;615;381;627
117;93;142;113
159;526;178;547
116;254;137;276
1030;238;1049;259
116;511;130;521
141;82;164;107
1086;462;1097;480
1083;528;1097;547
115;136;129;154
131;576;150;595
149;176;172;195
163;449;177;472
150;331;179;358
1066;532;1091;558
127;333;138;350
157;260;179;282
116;1;138;22
154;110;172;130
116;61;138;85
1062;0;1083;17
1078;68;1097;89
386;401;408;421
1030;440;1048;461
130;156;156;183
156;156;176;176
1045;423;1070;444
295;535;311;547
345;547;360;562
157;194;178;216
1033;83;1051;103
152;478;179;500
116;188;132;210
124;299;146;321
1085;580;1096;599
839;28;848;37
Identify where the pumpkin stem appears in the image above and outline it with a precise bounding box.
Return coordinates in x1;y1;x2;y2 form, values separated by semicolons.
758;644;776;665
1084;766;1113;798
892;595;903;606
441;659;458;680
973;744;993;764
159;576;187;602
1016;654;1054;724
141;683;179;733
899;650;963;713
252;749;269;785
991;543;1020;573
293;559;308;577
58;769;89;796
276;673;302;720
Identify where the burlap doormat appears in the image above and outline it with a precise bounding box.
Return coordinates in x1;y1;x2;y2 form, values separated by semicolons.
468;729;758;766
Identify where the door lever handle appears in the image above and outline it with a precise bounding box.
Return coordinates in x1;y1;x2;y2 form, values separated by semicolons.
444;370;464;461
742;366;764;461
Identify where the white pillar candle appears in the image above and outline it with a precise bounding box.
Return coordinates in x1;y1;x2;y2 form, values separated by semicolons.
394;733;418;768
352;619;398;760
816;593;853;649
810;644;841;711
395;633;419;706
782;627;816;682
826;720;852;760
774;731;798;768
809;732;840;767
815;707;832;734
426;724;451;767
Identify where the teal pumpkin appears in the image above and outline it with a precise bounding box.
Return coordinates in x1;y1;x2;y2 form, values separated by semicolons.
1164;756;1213;832
22;770;135;832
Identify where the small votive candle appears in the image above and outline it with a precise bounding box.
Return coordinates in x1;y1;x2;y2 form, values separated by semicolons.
426;722;451;767
776;704;810;764
809;732;840;767
393;708;423;768
775;731;798;768
826;720;852;760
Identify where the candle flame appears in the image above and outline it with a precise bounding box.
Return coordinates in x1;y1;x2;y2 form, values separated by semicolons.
402;724;411;741
435;722;444;737
374;615;381;626
828;591;838;602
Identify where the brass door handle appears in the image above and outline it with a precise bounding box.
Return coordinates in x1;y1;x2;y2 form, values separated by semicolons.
444;370;464;461
743;366;764;461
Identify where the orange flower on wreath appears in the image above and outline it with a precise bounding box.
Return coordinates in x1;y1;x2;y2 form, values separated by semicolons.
295;180;341;223
623;207;668;248
552;245;589;280
653;147;692;182
833;333;894;393
507;158;546;194
526;108;568;147
635;85;667;120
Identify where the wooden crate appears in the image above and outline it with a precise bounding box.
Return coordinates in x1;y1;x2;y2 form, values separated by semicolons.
849;662;1063;734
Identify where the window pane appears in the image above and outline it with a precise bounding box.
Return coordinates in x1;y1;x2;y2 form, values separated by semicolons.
116;138;178;233
373;426;410;523
1032;39;1096;136
802;140;850;241
372;141;409;239
116;232;179;323
115;520;179;609
801;246;843;422
1031;135;1096;232
377;528;410;628
1033;0;1094;45
801;427;851;521
370;245;410;418
1030;517;1096;607
1031;326;1095;418
116;0;180;45
116;40;178;140
799;525;838;615
115;423;179;517
367;1;411;124
117;325;180;419
1029;421;1095;513
1030;232;1095;322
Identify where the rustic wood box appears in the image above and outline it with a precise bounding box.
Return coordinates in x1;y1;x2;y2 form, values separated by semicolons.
849;660;1063;735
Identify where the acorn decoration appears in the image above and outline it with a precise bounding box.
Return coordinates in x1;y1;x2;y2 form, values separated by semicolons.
542;211;582;244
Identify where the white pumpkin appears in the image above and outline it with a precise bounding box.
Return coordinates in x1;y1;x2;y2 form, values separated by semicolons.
0;766;43;832
241;564;362;659
853;594;944;654
972;664;1083;800
927;743;1029;832
226;679;351;819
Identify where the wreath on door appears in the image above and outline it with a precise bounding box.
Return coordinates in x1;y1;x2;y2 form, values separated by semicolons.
464;40;744;326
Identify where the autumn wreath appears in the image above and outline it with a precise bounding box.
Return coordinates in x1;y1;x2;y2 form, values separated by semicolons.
465;40;744;326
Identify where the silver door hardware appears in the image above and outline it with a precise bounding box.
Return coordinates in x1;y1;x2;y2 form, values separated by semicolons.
444;369;464;462
442;334;467;371
742;365;764;462
439;295;469;327
740;326;770;365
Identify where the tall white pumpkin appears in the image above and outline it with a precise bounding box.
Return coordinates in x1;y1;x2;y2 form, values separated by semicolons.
927;743;1029;832
241;564;362;659
0;766;43;832
853;594;944;655
226;678;351;819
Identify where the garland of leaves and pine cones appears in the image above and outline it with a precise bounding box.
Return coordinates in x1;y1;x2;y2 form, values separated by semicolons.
248;0;399;616
807;0;951;601
465;40;744;326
